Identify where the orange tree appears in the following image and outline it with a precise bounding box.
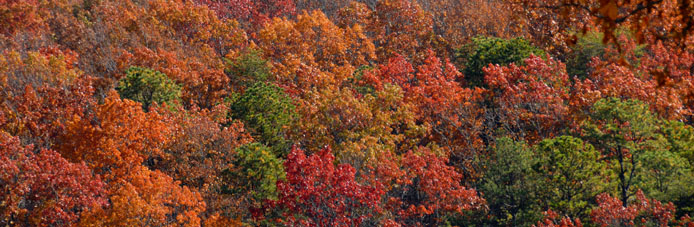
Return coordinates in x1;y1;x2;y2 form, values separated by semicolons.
56;92;205;226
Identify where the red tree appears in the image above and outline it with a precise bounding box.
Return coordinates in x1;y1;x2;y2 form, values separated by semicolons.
362;50;487;178
386;147;485;226
484;54;570;143
1;77;95;150
534;209;583;227
570;36;694;121
0;0;46;37
273;146;384;226
590;190;676;227
0;134;107;226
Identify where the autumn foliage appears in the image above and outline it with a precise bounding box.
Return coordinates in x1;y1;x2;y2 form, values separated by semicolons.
273;146;383;226
0;134;106;226
484;55;570;143
2;0;694;226
590;190;676;227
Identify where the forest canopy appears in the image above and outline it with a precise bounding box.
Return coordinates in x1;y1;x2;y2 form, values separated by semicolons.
1;0;694;226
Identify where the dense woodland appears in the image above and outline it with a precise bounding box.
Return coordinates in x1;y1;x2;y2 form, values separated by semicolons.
1;0;694;226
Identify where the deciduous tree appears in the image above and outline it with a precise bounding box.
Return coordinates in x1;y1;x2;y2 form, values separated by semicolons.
484;55;570;143
517;0;694;46
579;98;659;205
534;209;583;227
591;190;676;227
195;0;296;27
155;104;253;220
79;165;206;227
362;51;487;178
570;37;694;121
534;136;607;219
257;10;375;91
56;91;172;177
387;146;485;226
0;77;95;150
0;134;107;226
272;146;384;226
55;92;206;226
